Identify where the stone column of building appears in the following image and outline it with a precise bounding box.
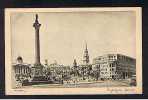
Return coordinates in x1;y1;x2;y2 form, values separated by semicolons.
33;14;41;65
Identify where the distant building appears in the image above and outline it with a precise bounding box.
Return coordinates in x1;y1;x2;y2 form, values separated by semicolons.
12;56;31;82
93;54;136;80
79;43;92;80
73;59;78;69
71;59;80;78
71;59;79;71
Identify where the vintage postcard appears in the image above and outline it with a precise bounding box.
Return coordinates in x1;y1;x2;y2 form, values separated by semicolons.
5;7;142;95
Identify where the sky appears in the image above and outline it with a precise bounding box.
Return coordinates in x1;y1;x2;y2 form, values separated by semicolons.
11;11;136;66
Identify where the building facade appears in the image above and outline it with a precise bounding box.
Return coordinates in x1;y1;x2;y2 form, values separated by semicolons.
93;54;136;80
12;56;31;82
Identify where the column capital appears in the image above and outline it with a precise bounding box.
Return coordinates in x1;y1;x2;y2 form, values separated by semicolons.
33;14;41;29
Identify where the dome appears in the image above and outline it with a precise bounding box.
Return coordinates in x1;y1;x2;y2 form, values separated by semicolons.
16;56;23;64
17;56;23;61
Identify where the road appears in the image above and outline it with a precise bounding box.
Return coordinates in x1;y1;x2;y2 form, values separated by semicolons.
22;80;130;88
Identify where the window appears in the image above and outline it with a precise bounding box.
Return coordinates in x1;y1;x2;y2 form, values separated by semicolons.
18;67;20;73
110;64;112;67
112;68;114;71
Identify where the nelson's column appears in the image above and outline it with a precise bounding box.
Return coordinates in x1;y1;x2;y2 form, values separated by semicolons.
31;14;43;80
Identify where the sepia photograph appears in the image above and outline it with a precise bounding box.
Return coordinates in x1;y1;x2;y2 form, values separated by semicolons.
5;7;142;95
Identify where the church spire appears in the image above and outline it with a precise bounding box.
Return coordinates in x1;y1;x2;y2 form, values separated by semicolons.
83;42;89;64
85;42;87;50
